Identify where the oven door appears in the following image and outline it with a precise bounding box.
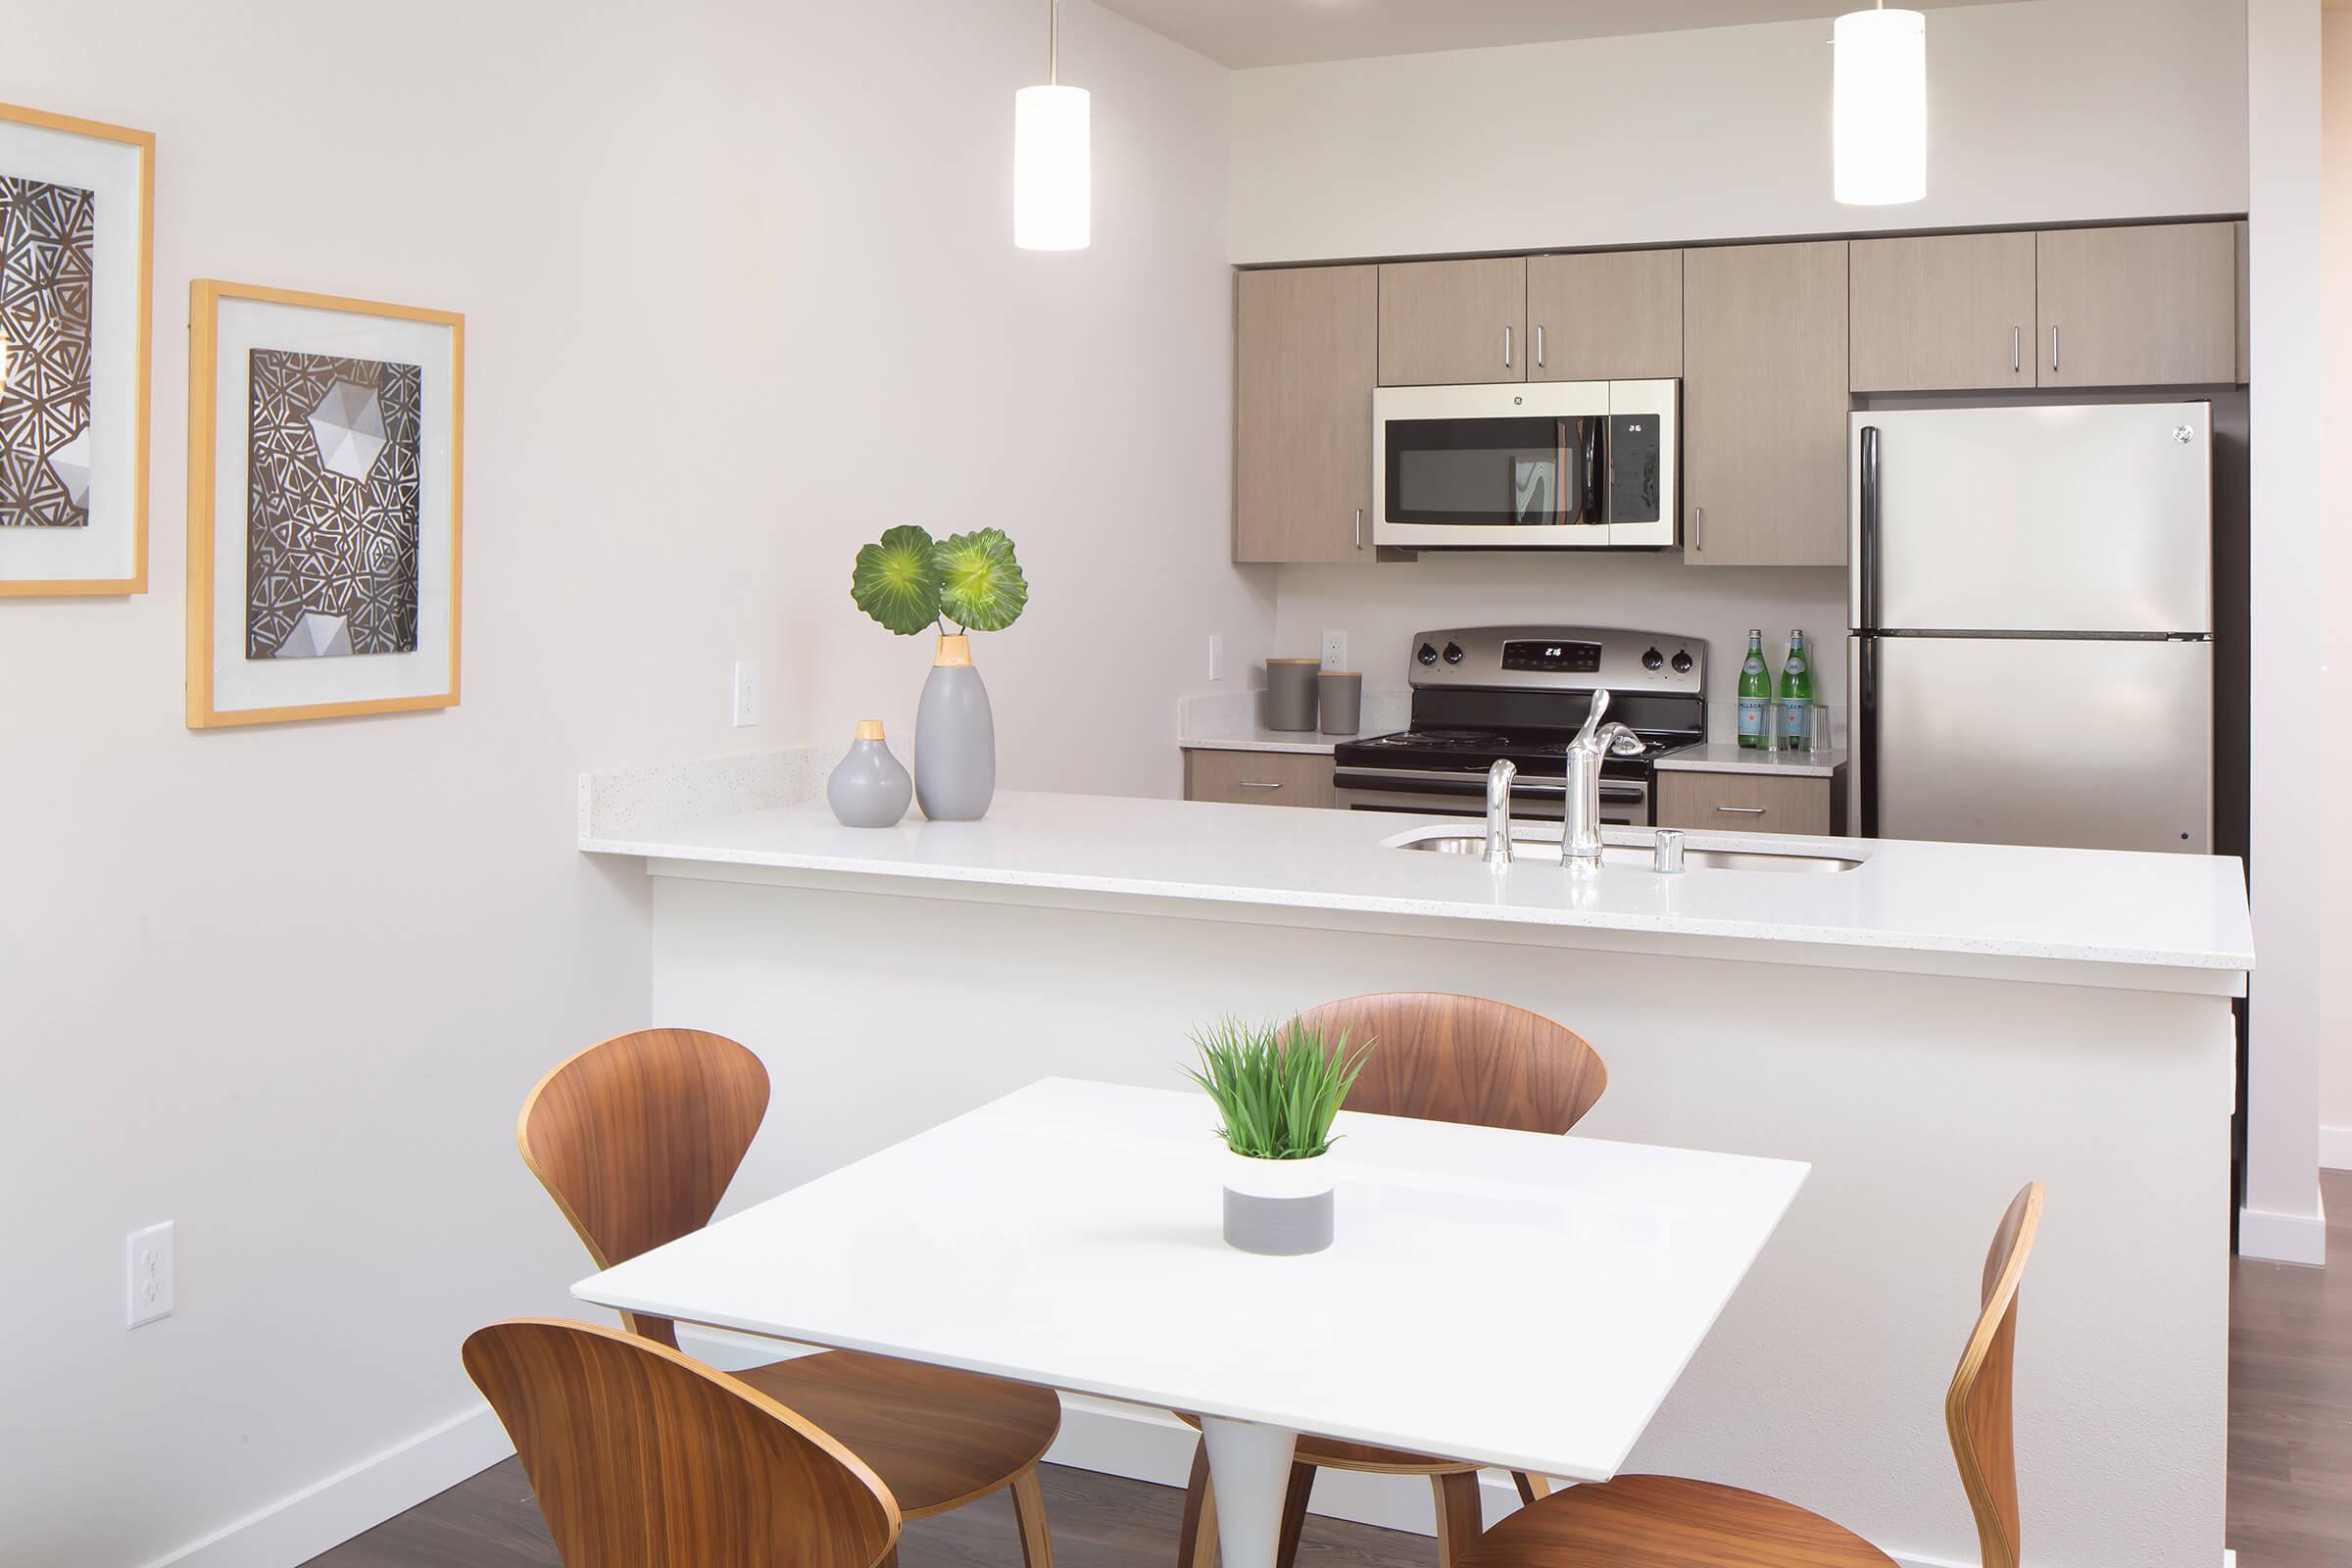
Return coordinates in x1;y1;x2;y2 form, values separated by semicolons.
1374;383;1609;549
1332;769;1652;826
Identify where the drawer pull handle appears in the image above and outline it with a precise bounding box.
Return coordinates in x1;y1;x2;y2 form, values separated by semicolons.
1238;781;1284;791
1716;805;1768;815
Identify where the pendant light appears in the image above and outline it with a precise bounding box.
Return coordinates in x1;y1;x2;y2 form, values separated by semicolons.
1833;2;1927;205
1014;0;1090;250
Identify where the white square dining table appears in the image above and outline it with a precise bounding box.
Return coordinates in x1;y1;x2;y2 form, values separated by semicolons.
573;1077;1810;1568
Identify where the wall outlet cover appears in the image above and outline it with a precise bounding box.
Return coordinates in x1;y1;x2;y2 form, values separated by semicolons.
126;1220;173;1329
1321;630;1348;671
731;661;760;728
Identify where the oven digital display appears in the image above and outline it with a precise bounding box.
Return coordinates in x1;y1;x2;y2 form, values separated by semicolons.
1500;640;1602;673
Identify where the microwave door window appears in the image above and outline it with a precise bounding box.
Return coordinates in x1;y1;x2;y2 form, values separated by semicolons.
1390;416;1574;526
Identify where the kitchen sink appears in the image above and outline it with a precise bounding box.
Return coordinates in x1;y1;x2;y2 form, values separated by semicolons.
1387;829;1862;873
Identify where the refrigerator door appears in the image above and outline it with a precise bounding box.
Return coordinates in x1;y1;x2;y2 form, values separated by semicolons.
1848;403;2212;634
1859;635;2213;853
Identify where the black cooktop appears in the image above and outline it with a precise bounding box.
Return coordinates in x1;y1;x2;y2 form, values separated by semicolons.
1334;727;1695;775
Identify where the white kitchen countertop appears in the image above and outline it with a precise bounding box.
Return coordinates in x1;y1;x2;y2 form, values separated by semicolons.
1657;743;1848;778
582;788;2251;995
1178;723;1347;756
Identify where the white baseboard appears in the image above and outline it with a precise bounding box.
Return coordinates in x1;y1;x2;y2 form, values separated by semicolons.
2319;1125;2352;1171
139;1402;513;1568
2239;1200;2330;1265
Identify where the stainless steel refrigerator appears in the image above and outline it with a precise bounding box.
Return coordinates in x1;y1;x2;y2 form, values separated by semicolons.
1847;403;2214;853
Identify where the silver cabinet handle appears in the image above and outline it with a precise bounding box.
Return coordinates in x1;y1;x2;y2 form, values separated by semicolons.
1535;323;1545;369
1692;504;1704;552
2050;324;2060;374
2012;325;2021;374
1238;780;1284;791
1503;325;1513;368
1716;805;1768;815
1353;507;1364;551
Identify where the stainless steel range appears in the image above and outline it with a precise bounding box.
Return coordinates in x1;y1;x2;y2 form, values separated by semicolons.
1332;626;1707;825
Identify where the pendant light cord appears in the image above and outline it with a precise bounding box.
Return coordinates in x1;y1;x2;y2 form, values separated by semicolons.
1049;0;1059;85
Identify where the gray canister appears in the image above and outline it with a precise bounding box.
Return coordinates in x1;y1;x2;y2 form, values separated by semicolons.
827;720;912;827
1265;659;1321;731
1318;671;1363;736
914;634;996;820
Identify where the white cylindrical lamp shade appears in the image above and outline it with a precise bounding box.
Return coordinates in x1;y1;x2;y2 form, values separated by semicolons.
1834;8;1926;206
1014;84;1091;250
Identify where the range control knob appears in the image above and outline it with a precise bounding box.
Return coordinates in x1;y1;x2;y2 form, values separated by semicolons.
1670;649;1694;674
1443;641;1465;665
1417;642;1440;666
1642;646;1665;671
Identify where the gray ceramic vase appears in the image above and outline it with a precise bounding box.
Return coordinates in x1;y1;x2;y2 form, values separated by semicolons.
827;720;912;828
914;634;996;821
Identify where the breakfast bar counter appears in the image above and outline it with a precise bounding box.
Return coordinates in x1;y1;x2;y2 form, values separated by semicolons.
580;762;2250;1568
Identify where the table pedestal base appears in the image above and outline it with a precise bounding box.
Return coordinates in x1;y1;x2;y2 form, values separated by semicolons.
1200;1415;1302;1568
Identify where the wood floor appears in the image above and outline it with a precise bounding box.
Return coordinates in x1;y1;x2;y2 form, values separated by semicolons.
310;1170;2351;1568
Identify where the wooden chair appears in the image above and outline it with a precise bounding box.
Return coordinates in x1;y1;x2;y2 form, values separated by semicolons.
519;1028;1060;1566
1445;1183;2047;1568
464;1317;900;1568
1175;992;1612;1568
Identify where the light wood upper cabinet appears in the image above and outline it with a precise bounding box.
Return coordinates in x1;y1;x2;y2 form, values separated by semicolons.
1849;232;2035;391
2034;222;2237;388
1378;258;1527;385
1682;241;1849;568
1234;265;1377;564
1527;250;1684;381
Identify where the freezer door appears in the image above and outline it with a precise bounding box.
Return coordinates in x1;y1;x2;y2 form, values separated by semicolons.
1848;404;2212;634
1862;635;2213;853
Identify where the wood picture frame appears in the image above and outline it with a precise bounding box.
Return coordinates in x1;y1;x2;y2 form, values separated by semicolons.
187;280;464;728
0;101;154;596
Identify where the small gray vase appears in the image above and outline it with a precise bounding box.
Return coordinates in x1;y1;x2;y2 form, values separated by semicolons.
914;633;996;820
827;720;912;828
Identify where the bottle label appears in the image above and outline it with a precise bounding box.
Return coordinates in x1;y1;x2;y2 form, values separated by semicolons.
1739;698;1765;739
1778;701;1808;747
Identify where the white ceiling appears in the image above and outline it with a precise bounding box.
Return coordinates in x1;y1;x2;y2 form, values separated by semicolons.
1096;0;2012;70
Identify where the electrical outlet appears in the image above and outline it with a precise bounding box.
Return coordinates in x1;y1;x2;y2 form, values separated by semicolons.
1321;630;1348;671
731;661;760;728
126;1221;173;1329
1207;634;1223;682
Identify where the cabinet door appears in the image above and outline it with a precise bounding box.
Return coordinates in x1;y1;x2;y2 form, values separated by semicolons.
1235;266;1377;564
2035;222;2236;388
1849;231;2034;391
1682;241;1849;567
1378;258;1527;386
1656;771;1837;837
1183;750;1336;809
1527;250;1683;381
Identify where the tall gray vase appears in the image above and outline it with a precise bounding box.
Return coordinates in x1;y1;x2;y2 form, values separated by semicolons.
914;633;996;820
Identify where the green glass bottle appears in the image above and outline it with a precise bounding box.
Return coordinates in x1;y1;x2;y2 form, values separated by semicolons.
1776;630;1815;751
1737;629;1770;750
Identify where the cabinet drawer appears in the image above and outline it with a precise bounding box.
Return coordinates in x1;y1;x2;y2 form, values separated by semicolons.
1184;749;1337;809
1656;770;1838;837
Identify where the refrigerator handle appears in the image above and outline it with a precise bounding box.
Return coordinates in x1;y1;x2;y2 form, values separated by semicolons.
1856;635;1879;840
1858;424;1882;631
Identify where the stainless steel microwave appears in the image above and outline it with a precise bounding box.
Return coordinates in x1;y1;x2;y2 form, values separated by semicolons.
1373;379;1680;549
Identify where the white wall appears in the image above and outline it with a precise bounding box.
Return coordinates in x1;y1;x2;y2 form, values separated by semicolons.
1229;0;2249;264
2318;10;2352;1169
0;3;1254;1563
2240;0;2331;1258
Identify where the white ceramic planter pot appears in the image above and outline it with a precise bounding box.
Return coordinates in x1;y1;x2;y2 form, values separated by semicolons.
1221;1148;1336;1255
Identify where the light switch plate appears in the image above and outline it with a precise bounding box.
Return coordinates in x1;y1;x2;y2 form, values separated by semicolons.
1207;634;1223;682
127;1221;173;1329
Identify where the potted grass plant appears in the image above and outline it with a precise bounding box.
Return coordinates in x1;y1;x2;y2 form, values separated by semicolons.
1184;1017;1374;1255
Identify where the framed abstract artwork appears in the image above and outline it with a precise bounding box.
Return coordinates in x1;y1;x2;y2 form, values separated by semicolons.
187;281;463;727
0;102;154;596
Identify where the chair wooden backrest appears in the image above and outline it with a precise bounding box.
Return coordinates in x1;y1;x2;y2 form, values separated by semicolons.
517;1028;770;1347
1295;992;1608;1134
1946;1182;2045;1568
465;1318;900;1568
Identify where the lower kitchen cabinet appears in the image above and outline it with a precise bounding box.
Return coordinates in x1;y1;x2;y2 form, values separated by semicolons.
1183;749;1336;809
1656;767;1844;837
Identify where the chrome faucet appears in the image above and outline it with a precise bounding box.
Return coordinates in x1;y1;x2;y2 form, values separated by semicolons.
1483;759;1516;864
1564;689;1643;866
